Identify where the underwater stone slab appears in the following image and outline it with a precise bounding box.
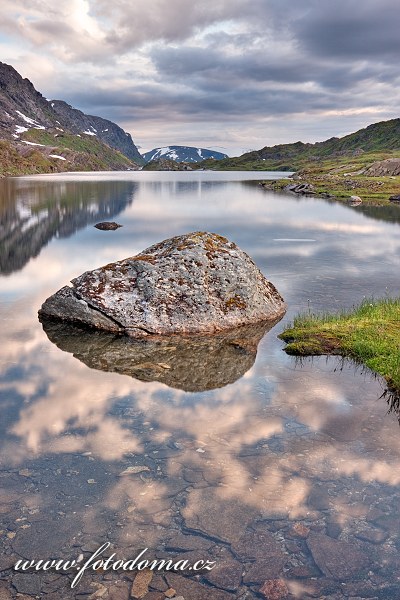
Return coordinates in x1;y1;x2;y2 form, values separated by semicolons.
182;487;258;544
39;231;286;336
306;532;370;580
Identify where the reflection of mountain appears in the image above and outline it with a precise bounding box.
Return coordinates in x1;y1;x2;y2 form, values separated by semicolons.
39;319;278;392
353;203;400;225
0;179;137;275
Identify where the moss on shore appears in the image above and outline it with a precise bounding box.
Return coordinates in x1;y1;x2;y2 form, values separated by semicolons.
279;298;400;393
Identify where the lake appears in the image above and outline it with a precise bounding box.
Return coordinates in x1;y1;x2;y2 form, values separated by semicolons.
1;171;400;599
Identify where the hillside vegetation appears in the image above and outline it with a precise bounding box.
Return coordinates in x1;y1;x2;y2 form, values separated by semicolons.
0;135;135;176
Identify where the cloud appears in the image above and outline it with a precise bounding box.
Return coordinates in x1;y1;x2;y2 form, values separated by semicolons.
296;0;400;60
0;0;399;153
92;0;248;50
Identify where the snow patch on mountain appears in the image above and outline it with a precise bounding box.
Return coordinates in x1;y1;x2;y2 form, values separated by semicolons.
143;145;228;164
15;125;28;135
15;110;45;129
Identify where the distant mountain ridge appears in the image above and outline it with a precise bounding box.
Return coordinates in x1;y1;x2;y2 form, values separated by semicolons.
198;118;400;171
143;145;228;163
0;61;143;174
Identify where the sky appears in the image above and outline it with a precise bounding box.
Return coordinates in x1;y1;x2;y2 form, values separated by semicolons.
1;0;399;156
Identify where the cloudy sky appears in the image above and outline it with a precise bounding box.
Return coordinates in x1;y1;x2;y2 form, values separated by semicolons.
1;0;399;156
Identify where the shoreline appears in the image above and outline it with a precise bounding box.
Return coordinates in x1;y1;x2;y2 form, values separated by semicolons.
279;297;400;396
260;174;400;206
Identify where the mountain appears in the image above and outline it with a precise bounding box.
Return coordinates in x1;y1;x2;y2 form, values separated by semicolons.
0;61;143;174
196;118;400;171
143;145;228;163
49;100;143;164
142;158;193;171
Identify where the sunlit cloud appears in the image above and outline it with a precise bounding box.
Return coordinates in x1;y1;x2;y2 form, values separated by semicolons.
1;0;399;154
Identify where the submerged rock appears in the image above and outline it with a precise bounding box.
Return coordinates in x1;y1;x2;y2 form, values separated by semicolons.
39;319;277;391
39;231;285;336
306;532;370;580
260;579;289;600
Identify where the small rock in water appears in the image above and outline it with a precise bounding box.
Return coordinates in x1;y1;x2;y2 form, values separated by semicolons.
347;195;362;206
260;579;289;599
130;570;153;598
389;194;400;203
119;465;150;476
289;522;310;538
94;221;122;230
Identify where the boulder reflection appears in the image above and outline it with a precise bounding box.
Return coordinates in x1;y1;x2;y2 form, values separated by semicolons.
39;318;280;391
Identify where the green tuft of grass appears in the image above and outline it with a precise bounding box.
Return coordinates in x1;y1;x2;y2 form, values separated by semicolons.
279;297;400;392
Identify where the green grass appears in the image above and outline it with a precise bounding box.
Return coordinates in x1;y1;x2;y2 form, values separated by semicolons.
194;118;400;172
279;297;400;393
247;149;400;205
0;129;138;176
0;140;56;175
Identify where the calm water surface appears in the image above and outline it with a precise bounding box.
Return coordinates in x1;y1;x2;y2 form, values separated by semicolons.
1;171;400;599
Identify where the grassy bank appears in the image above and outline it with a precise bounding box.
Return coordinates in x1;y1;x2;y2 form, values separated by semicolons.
265;175;400;206
254;149;400;205
279;298;400;393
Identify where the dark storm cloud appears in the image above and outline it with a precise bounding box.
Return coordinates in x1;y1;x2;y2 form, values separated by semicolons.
64;76;383;130
136;0;400;124
150;44;387;91
296;0;400;59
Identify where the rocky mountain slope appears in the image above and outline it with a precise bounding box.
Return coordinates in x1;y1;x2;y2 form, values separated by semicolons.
49;100;143;164
143;145;228;163
0;61;143;174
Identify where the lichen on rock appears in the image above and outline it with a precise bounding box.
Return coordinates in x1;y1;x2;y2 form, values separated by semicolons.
39;231;286;336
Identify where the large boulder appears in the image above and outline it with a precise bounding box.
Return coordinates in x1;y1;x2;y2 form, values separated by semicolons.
39;231;285;336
